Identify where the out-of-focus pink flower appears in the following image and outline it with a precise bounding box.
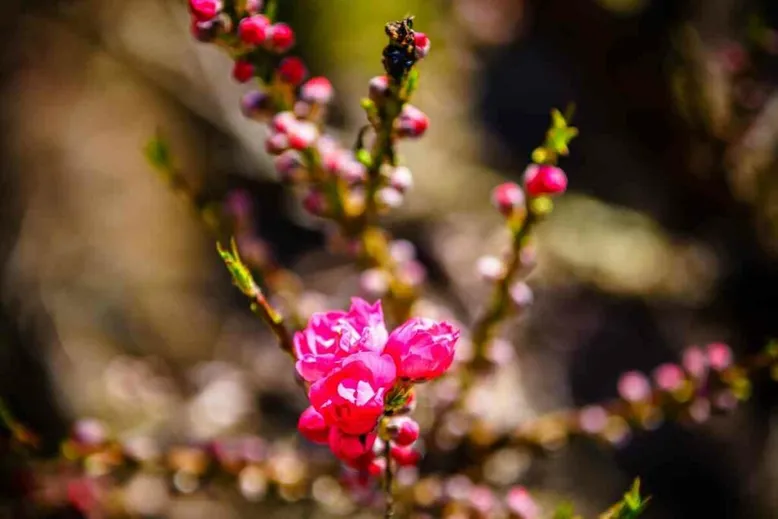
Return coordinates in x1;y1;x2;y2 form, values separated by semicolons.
506;486;540;519
682;346;708;379
652;363;685;392
267;23;295;52
578;405;608;434
297;406;329;445
617;371;651;403
278;57;308;85
706;342;732;371
300;77;334;105
384;317;460;382
232;60;255;83
491;182;525;216
523;164;567;196
328;427;376;463
189;0;222;21
414;33;431;59
469;485;496;515
238;15;270;45
369;75;390;102
309;352;397;435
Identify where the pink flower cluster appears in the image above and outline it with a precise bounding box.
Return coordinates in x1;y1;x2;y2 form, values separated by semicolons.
296;298;459;469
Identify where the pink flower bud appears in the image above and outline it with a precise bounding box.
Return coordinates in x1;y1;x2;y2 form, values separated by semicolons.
392;419;420;446
389;240;416;263
277;56;308;85
297;406;329;444
360;268;390;298
377;187;404;209
706;342;732;371
398;260;426;287
328;428;376;462
338;158;367;184
73;418;107;446
414;32;431;59
476;255;505;282
272;111;297;133
524;164;568;197
470;485;496;516
617;371;652;403
274;150;305;183
244;0;263;14
652;363;685;392
264;132;289;155
682;346;707;379
266;23;295;52
396;104;429;138
389;166;413;192
369;75;390;102
287;121;319;150
240;90;273;121
506;486;540;519
300;77;334;105
367;457;386;477
491;182;525;216
509;281;533;309
384;318;460;382
302;189;326;216
578;405;609;434
232;60;255;83
238;15;270;46
189;0;222;21
390;445;421;466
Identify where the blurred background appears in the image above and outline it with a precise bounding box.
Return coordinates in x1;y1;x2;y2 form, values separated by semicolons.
1;0;778;517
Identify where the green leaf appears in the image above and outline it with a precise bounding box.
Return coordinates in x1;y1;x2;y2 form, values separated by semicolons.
553;502;580;519
546;108;579;156
600;479;650;519
403;68;420;99
217;238;260;298
356;148;373;168
144;131;172;170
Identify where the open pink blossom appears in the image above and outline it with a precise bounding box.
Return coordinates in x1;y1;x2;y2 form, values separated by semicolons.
384;318;460;382
293;298;389;382
308;352;396;435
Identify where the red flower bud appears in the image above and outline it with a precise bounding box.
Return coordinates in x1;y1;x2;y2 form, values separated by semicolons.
267;23;295;52
238;15;270;46
391;418;420;447
189;0;222;21
491;182;525;216
277;57;308;85
232;60;255;83
390;445;421;466
414;32;431;59
395;104;429;138
523;164;568;197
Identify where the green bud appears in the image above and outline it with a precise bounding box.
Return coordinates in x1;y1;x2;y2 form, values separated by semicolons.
217;239;259;298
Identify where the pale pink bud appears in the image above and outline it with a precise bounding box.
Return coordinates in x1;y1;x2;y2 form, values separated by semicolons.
491;182;525;216
369;75;390;102
706;342;732;371
524;164;568;197
652;363;685;392
287;121;319;150
389;166;413;192
414;32;431;59
398;260;426;287
396;104;429;138
509;281;534;309
389;240;416;263
272;111;297;133
377;187;404;209
682;346;708;379
338;158;367;184
476;255;505;282
506;486;540;519
264;132;289;155
617;371;651;402
360;268;390;298
578;405;609;434
300;77;333;105
298;407;329;444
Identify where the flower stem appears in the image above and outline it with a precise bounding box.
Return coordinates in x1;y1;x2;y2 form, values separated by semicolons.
251;292;295;358
383;437;395;519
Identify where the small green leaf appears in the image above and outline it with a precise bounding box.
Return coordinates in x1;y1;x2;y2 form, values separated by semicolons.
546;108;579;156
403;68;420;99
217;238;260;298
600;479;650;519
356;148;373;168
553;502;580;519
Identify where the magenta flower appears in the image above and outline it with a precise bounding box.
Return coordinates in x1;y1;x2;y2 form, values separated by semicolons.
293;298;389;382
308;352;397;435
297;406;329;445
384;317;460;382
327;427;376;464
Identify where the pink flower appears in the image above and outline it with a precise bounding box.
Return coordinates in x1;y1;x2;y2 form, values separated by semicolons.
297;406;329;445
278;57;308;85
706;342;732;371
682;346;707;379
238;15;270;46
328;427;376;463
384;317;460;382
652;363;685;392
506;486;540;519
300;77;334;105
189;0;222;21
523;164;568;196
267;23;295;52
617;371;651;402
308;352;397;435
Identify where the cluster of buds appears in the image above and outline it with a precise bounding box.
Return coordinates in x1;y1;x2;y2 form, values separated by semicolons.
295;298;459;473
